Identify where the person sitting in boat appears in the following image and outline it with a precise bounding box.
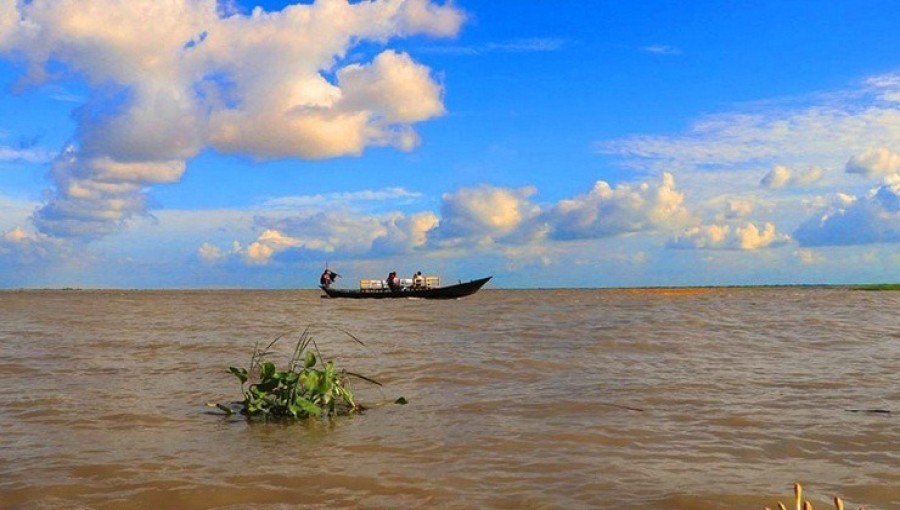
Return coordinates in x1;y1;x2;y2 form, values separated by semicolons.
387;271;400;291
320;269;340;288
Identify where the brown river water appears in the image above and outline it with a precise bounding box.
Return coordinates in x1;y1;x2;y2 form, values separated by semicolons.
0;288;898;509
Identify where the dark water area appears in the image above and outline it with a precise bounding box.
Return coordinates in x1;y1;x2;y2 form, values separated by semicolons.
1;288;898;509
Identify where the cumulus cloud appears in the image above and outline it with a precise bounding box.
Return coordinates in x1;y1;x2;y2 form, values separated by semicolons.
0;226;69;264
435;185;540;244
719;198;755;220
543;172;692;240
794;176;900;246
669;222;790;250
795;249;825;265
0;0;16;50
845;147;900;178
205;173;695;265
0;0;463;239
202;209;439;265
760;164;823;188
197;242;226;264
760;165;791;189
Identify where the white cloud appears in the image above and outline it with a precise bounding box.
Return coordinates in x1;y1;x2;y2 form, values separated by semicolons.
795;249;825;265
0;145;53;164
204;173;694;265
197;242;226;264
794;165;824;186
339;50;446;125
736;222;789;250
419;37;565;56
760;164;823;188
544;172;692;240
0;0;16;51
204;209;440;265
721;198;755;220
262;187;422;209
436;185;540;243
669;222;790;251
845;147;900;178
372;211;439;254
642;45;681;56
0;226;69;264
794;177;900;246
599;74;900;177
760;165;791;189
0;0;463;239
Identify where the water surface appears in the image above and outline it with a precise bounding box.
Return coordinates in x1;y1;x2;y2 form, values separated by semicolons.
1;288;897;509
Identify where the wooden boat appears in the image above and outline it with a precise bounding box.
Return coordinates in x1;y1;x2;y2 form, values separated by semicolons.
320;276;491;300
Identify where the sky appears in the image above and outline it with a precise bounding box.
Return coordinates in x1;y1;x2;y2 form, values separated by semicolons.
0;0;898;289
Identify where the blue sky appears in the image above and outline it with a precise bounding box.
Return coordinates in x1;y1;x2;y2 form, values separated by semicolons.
1;0;898;288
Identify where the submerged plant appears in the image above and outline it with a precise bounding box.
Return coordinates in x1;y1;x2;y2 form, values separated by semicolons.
764;482;863;510
219;327;377;420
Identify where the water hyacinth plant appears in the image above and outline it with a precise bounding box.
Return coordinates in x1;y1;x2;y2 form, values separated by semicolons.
218;327;377;420
764;482;862;510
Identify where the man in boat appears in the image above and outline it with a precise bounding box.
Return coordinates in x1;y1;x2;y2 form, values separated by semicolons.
387;271;400;291
320;268;340;288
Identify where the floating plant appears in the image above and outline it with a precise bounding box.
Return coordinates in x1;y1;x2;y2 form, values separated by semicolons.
214;326;387;420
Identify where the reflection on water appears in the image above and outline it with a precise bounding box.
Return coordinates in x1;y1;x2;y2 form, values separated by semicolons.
1;288;898;509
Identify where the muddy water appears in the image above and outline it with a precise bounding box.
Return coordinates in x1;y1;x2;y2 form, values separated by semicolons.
0;288;898;509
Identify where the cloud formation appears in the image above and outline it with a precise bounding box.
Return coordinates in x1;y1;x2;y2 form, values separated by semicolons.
543;172;691;240
419;37;565;56
207;173;695;265
0;226;68;265
760;164;823;189
794;176;900;246
0;145;52;164
435;185;541;244
669;222;790;251
0;0;463;238
262;187;422;209
202;209;439;265
642;45;681;56
845;147;900;178
599;74;900;175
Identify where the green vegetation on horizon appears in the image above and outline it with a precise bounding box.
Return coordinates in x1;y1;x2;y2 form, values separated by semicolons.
854;283;900;291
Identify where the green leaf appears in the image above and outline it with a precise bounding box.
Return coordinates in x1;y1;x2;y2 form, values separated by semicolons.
304;351;316;369
228;366;248;384
260;361;276;379
301;371;320;392
295;397;322;417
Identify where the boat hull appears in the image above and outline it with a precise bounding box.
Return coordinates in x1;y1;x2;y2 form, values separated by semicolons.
321;276;491;299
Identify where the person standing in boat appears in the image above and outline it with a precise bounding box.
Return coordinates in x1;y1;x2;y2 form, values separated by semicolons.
320;268;339;288
413;271;424;288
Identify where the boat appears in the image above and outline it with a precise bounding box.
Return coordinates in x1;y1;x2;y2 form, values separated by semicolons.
320;276;491;300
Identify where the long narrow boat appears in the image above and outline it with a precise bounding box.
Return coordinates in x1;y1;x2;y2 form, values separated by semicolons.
320;276;491;300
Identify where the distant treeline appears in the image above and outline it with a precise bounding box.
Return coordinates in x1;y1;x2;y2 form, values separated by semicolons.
854;283;900;291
